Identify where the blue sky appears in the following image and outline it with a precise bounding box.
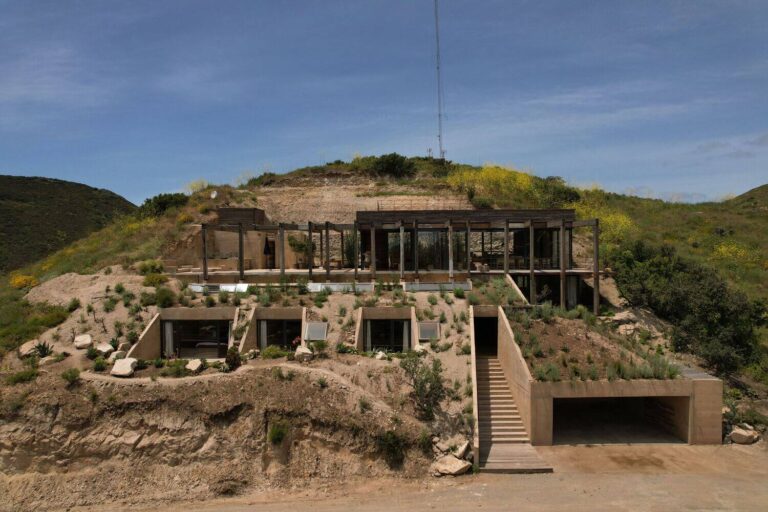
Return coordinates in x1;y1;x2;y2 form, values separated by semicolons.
1;0;766;204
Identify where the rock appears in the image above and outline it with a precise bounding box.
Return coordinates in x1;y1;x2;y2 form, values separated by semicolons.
435;441;450;454
295;346;313;362
374;351;387;360
18;340;39;358
430;455;472;476
414;343;426;353
117;342;131;352
74;334;93;349
453;440;471;459
465;451;474;463
246;349;260;359
617;324;636;336
612;310;637;324
94;342;114;357
111;358;137;378
186;359;203;373
730;426;760;445
107;351;126;363
39;356;57;366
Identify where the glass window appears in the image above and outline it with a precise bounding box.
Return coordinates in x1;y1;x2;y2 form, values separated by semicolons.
305;321;328;341
418;321;440;341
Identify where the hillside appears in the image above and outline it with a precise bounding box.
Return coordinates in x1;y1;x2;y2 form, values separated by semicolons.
0;175;136;273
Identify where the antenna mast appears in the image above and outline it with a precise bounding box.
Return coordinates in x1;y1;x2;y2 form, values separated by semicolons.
434;0;445;159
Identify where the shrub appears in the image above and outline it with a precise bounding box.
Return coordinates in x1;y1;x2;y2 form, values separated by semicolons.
427;294;438;306
371;153;415;178
376;430;406;468
86;346;98;360
140;292;157;307
142;273;168;288
92;357;107;372
138;192;188;218
268;422;288;444
262;345;290;359
459;343;471;355
34;341;53;358
137;259;164;275
399;353;446;420
61;368;80;385
454;287;465;299
160;359;190;377
218;290;230;304
467;293;480;306
417;429;432;455
103;297;117;313
204;296;216;308
317;377;328;388
126;330;139;344
6;368;38;385
114;283;125;294
10;273;38;289
155;287;176;308
225;346;242;371
67;298;81;312
311;339;328;357
359;397;372;413
336;342;358;354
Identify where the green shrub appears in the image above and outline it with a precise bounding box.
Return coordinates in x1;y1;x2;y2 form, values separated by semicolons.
155;287;176;308
114;283;125;294
6;368;38;385
92;357;107;372
311;340;328;357
35;341;53;357
467;293;480;306
138;193;188;218
103;297;117;313
399;352;446;420
160;359;189;377
225;346;242;371
454;287;465;299
317;376;328;389
153;358;165;368
218;290;230;304
61;368;80;385
67;298;81;312
204;296;216;308
142;273;168;288
262;345;290;359
459;343;471;355
427;294;438;306
140;292;157;307
376;430;406;468
137;259;164;275
417;429;432;455
126;330;139;344
370;153;415;178
86;346;98;359
359;397;372;413
336;342;358;354
268;422;288;444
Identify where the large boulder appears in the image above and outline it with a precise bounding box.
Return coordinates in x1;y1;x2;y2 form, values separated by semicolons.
110;358;137;378
107;350;126;363
730;426;760;445
295;346;313;362
74;334;93;350
453;440;471;459
18;339;39;358
430;455;472;477
39;355;57;366
94;342;114;357
186;359;203;373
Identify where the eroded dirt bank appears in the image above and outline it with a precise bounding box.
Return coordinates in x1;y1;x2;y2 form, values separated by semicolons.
0;368;429;511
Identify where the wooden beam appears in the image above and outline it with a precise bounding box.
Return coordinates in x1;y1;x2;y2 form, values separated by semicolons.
528;222;536;305
307;221;313;280
399;221;405;280
201;224;208;282
238;223;244;282
559;220;566;308
593;219;600;315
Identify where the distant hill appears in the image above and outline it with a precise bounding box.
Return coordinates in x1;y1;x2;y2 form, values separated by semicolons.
0;176;136;273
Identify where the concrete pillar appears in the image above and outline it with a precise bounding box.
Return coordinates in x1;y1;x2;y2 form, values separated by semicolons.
201;224;208;282
529;222;536;305
593;219;600;315
238;223;244;282
370;224;376;279
307;222;313;280
560;221;566;308
399;222;405;280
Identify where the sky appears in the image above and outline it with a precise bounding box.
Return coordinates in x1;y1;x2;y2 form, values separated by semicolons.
1;0;767;205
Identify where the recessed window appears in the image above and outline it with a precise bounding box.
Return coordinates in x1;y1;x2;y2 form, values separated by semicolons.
418;321;440;341
304;321;328;341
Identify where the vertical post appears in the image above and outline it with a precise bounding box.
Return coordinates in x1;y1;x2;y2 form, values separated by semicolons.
413;220;419;279
201;224;208;282
593;219;600;315
370;224;377;280
529;222;536;305
481;231;485;258
238;223;244;282
399;221;405;280
340;230;345;268
353;221;359;281
319;224;324;271
465;221;471;273
503;220;509;274
307;222;313;281
559;220;567;308
278;223;286;281
447;221;454;281
325;222;331;282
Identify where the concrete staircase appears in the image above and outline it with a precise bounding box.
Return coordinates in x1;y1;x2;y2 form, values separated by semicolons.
476;356;552;473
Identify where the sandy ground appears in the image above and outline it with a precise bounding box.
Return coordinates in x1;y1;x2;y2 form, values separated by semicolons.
96;443;768;512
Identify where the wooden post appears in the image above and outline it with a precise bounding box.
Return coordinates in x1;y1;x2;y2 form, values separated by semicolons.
503;220;509;274
529;222;536;305
201;224;208;282
481;231;485;258
559;220;567;308
340;230;345;268
278;223;286;281
465;221;471;273
399;221;405;280
238;223;244;282
307;222;313;280
413;220;419;279
353;221;359;281
448;221;454;281
370;224;377;280
325;221;331;282
593;219;600;315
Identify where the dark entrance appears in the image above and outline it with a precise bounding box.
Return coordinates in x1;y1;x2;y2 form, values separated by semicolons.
365;319;410;352
258;319;302;349
553;397;688;444
161;320;230;359
473;316;498;356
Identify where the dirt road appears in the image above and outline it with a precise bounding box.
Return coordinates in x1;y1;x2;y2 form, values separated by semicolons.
100;443;768;512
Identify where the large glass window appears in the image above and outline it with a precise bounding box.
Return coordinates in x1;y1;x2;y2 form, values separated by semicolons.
162;320;230;359
365;319;410;352
259;320;302;349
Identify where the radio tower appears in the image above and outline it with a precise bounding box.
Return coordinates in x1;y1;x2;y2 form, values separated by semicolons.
434;0;446;159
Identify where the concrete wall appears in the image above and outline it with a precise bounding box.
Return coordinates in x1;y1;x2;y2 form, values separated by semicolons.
126;313;162;360
468;307;480;467
495;306;534;438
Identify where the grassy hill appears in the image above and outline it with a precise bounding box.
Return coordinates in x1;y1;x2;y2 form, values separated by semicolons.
0;176;136;273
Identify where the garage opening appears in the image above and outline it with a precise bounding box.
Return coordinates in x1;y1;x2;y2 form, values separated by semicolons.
473;317;498;357
258;319;302;349
364;319;410;352
553;397;689;444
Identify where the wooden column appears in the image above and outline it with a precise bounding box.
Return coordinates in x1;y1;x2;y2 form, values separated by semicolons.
370;224;377;280
319;223;324;273
413;220;419;279
503;220;509;274
238;223;245;282
481;231;485;258
399;221;405;280
353;221;359;281
201;224;208;282
307;222;313;280
340;231;345;268
593;219;600;315
447;221;454;281
278;223;286;280
325;221;331;282
559;220;567;308
528;222;536;305
465;221;471;273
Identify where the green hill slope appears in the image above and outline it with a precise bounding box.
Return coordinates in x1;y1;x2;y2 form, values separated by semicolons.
0;176;136;273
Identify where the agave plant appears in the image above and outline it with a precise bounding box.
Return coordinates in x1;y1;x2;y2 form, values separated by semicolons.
35;341;53;358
